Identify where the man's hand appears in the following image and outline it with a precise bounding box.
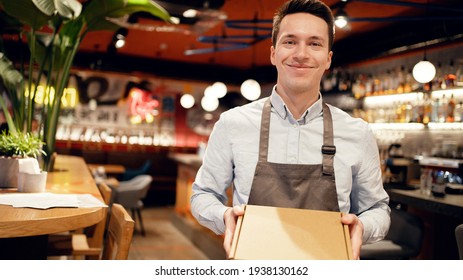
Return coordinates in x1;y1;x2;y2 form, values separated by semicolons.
223;205;245;257
341;213;364;260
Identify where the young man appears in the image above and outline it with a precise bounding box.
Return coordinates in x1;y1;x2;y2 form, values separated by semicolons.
190;0;390;259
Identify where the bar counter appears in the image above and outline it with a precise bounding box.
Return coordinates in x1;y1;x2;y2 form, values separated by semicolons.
387;186;463;259
387;187;463;219
168;153;202;216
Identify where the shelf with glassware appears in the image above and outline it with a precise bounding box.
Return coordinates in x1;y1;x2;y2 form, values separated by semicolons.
359;87;463;128
354;87;463;164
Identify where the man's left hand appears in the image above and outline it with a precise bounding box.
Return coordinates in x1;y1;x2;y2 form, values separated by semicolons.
341;213;364;260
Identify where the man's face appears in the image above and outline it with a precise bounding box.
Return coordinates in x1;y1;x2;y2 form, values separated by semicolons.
270;13;332;95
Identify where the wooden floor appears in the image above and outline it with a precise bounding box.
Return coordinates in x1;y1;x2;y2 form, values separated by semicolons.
128;206;225;260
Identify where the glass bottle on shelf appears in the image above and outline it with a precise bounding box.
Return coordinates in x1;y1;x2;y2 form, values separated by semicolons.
405;68;414;93
445;60;457;88
439;94;448;123
446;93;456;122
431;98;440;123
395;101;403;123
422;95;432;124
397;66;406;94
455;101;463;122
413;93;424;123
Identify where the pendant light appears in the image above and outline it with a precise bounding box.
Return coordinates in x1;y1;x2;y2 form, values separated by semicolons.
240;79;261;101
412;58;436;84
412;0;436;84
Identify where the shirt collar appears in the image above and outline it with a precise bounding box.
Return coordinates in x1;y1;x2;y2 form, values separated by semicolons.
270;85;324;125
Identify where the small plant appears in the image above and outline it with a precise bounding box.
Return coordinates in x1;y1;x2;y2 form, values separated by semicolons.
0;130;46;158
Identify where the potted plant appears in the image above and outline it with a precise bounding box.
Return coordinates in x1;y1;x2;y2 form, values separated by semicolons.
0;0;172;171
0;94;46;189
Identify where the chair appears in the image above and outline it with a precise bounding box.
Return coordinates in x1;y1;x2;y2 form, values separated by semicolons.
102;203;135;260
360;208;425;260
120;159;152;181
113;174;153;236
456;224;463;260
47;182;112;259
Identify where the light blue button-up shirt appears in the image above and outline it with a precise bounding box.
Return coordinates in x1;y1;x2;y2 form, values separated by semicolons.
191;87;390;244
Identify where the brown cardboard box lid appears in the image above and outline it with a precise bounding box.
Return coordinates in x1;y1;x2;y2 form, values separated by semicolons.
229;205;353;260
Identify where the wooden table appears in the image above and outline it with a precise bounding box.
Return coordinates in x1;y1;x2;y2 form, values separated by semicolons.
87;163;126;175
0;155;106;259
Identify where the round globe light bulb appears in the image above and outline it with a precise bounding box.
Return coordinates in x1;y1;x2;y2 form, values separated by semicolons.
335;17;348;29
180;93;195;109
412;60;436;84
212;82;227;98
240;79;261;101
204;86;214;97
201;95;219;112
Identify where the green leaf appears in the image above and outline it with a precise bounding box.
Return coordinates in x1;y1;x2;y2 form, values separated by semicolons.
32;0;56;16
82;0;172;32
0;0;51;29
54;0;82;19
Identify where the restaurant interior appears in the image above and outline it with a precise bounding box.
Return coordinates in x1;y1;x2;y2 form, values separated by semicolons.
1;0;463;260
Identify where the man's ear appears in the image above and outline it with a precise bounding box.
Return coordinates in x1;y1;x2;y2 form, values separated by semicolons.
270;45;276;66
326;50;333;70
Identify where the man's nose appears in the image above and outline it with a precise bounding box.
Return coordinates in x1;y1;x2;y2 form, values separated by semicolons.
294;44;309;60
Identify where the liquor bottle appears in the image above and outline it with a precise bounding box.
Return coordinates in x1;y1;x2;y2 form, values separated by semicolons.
439;94;448;123
402;101;412;123
431;98;440;123
446;93;456;122
415;93;425;123
422;96;432;124
455;101;463;122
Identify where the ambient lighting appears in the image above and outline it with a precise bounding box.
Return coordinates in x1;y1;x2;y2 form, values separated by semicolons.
412;60;436;84
180;93;195;109
240;79;261;101
211;82;227;98
201;95;219;112
88;99;97;111
183;9;198;18
115;34;125;48
334;7;349;29
113;28;128;49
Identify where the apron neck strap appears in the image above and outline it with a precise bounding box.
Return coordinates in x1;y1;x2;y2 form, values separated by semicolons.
258;98;336;175
321;102;336;176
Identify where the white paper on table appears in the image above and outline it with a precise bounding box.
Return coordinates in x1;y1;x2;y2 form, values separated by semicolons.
0;193;107;209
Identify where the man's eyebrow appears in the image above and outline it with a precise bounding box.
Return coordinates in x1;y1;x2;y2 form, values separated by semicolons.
280;34;325;41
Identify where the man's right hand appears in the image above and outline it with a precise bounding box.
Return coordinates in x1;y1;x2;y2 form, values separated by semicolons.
223;205;245;257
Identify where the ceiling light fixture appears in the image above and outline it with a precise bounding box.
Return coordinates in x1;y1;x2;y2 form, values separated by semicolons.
180;94;195;109
412;0;436;85
412;58;436;84
334;7;349;29
240;79;261;101
183;9;198;18
113;28;128;49
201;95;219;112
211;82;227;98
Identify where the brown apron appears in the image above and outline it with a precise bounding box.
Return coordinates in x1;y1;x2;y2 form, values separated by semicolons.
247;98;339;211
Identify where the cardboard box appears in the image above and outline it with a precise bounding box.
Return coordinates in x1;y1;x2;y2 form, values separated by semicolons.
229;205;353;260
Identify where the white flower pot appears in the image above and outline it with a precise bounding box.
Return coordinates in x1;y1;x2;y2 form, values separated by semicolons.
0;157;41;188
17;171;48;193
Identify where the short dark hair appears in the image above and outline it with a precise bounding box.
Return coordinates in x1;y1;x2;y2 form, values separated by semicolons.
272;0;334;50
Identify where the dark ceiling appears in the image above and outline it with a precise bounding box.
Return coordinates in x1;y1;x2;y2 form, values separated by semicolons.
3;0;463;85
